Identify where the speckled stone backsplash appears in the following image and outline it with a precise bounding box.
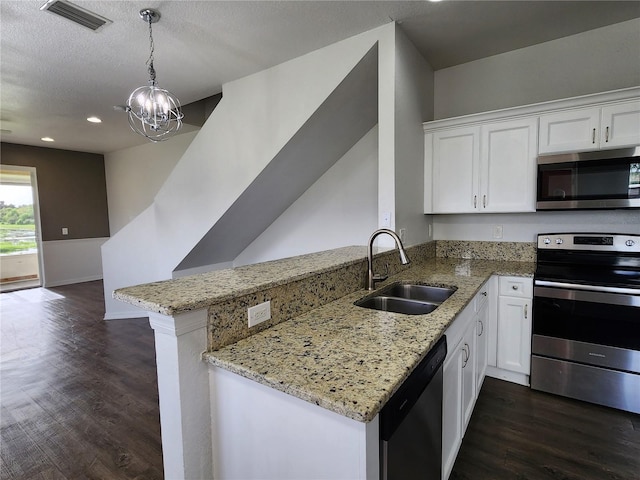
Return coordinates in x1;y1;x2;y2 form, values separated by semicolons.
207;241;436;350
436;240;536;262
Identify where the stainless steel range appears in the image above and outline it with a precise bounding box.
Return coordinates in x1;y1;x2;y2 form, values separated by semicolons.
531;233;640;414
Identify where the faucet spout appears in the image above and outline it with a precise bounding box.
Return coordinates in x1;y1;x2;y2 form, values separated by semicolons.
367;228;410;290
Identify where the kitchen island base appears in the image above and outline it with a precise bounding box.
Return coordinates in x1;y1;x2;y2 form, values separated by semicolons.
210;366;379;479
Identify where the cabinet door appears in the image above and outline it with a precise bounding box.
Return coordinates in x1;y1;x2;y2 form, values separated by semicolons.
442;345;464;480
480;118;538;212
600;100;640;149
487;276;499;368
461;320;477;430
497;297;532;374
475;300;489;392
538;107;600;154
432;126;480;213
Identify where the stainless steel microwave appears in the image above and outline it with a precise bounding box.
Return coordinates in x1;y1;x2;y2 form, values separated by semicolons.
536;147;640;210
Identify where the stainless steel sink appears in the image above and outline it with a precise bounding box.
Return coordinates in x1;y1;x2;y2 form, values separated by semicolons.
381;283;456;304
356;296;439;315
355;282;456;315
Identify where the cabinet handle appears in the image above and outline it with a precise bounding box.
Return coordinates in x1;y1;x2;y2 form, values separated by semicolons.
512;285;519;290
524;304;528;319
462;343;470;367
478;319;484;336
592;128;596;144
481;291;487;296
605;126;610;142
474;195;477;208
483;194;486;208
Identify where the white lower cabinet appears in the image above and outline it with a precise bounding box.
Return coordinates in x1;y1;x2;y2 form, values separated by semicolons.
497;296;532;374
442;338;464;480
442;281;490;480
460;318;477;432
487;276;533;386
474;292;489;392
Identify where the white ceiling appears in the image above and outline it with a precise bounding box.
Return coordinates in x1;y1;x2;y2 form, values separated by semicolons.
1;0;639;155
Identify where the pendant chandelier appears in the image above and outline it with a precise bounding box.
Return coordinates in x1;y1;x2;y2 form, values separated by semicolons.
126;8;183;142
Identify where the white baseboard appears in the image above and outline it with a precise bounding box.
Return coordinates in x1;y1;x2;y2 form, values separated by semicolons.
45;274;103;288
486;366;530;387
103;310;149;321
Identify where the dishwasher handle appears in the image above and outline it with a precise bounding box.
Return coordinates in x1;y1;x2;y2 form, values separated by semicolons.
380;335;447;441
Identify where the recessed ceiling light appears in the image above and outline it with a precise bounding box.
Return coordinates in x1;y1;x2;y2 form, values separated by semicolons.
41;137;55;142
87;116;102;123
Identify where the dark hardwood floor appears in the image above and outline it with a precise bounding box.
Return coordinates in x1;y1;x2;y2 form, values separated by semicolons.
0;281;163;480
1;281;638;480
451;377;640;480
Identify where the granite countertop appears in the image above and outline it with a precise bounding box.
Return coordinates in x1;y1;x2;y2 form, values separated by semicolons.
204;257;534;423
114;246;370;316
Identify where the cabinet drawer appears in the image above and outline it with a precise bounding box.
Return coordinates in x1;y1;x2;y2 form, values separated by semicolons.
499;276;532;298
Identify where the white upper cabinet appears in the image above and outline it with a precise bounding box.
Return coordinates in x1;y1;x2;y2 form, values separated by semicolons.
431;126;480;213
428;118;537;214
600;101;640;148
480;118;538;212
539;99;640;154
424;88;640;214
538;107;600;154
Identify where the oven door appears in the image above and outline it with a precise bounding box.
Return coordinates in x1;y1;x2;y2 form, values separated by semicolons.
532;283;640;372
532;282;640;414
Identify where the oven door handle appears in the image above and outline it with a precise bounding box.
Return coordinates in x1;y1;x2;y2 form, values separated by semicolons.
534;283;640;307
535;280;639;296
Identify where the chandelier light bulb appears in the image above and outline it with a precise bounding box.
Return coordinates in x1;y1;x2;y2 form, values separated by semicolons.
125;8;183;142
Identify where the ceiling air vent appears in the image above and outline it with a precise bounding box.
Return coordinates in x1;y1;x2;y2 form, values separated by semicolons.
40;0;112;32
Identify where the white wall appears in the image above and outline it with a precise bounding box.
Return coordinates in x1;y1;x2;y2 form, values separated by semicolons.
434;211;640;243
434;18;640;119
393;26;434;247
236;23;437;263
432;18;640;243
102;24;395;319
104;131;198;234
41;237;107;287
234;126;379;266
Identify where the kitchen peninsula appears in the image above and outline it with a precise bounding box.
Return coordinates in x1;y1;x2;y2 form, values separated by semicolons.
114;240;534;479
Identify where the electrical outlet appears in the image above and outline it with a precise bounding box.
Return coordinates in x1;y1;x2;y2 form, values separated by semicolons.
399;228;407;243
248;301;271;327
493;225;503;239
62;227;69;235
428;224;432;238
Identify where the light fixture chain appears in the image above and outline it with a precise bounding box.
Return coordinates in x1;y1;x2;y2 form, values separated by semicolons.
146;15;156;84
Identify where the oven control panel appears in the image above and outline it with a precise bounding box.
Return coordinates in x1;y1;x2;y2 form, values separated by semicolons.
538;233;640;252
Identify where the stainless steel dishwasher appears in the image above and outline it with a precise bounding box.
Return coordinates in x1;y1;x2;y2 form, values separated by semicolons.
380;335;446;480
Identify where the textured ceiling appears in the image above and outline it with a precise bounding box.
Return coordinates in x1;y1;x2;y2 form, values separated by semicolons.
1;1;639;154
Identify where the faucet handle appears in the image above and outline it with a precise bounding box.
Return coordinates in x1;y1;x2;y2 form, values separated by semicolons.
373;263;389;282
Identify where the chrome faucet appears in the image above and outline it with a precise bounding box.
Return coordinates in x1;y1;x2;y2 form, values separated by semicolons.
367;228;410;290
